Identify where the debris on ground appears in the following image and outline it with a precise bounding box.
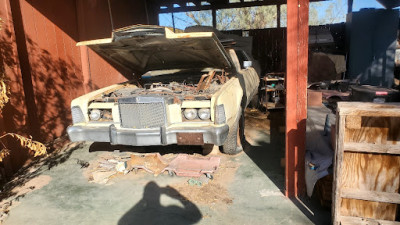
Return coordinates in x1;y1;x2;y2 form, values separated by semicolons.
91;171;116;184
115;161;127;173
163;154;220;177
171;182;232;205
259;189;284;197
76;159;89;168
84;153;221;184
187;176;210;186
244;108;270;131
127;153;168;175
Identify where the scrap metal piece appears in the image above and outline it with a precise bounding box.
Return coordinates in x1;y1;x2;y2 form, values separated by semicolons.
91;171;116;184
196;74;208;91
126;153;168;175
203;70;216;90
196;70;216;91
163;154;220;177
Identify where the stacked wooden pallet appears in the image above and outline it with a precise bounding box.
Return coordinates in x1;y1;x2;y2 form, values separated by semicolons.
333;102;400;225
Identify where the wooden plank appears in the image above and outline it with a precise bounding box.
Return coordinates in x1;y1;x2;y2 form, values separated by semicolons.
340;216;400;225
345;115;361;129
334;102;400;223
344;142;400;154
340;152;400;220
344;116;400;145
341;188;400;204
338;102;400;117
332;115;346;225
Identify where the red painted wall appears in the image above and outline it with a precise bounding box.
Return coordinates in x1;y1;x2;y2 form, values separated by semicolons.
13;0;86;142
0;0;31;175
0;0;148;175
76;0;148;90
2;0;148;142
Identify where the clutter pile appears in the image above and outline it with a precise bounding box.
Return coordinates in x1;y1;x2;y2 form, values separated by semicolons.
85;152;221;185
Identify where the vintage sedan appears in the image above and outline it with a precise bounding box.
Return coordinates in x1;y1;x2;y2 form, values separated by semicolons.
67;25;259;154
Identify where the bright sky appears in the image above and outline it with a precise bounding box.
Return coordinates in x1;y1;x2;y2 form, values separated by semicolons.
353;0;386;10
159;0;397;30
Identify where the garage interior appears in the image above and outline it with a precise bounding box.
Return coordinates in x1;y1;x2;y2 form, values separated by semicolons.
0;0;400;224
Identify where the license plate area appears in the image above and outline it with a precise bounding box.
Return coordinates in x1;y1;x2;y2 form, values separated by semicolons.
176;133;204;145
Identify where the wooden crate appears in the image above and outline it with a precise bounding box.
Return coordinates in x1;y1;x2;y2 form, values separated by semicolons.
333;102;400;225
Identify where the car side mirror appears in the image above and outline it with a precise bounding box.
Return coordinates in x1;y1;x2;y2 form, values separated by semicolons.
243;61;252;68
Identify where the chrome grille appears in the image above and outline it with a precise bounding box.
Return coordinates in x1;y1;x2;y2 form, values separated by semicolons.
119;102;166;128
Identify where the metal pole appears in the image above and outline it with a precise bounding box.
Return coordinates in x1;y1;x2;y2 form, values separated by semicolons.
212;9;217;28
171;13;176;32
277;4;281;28
107;0;114;30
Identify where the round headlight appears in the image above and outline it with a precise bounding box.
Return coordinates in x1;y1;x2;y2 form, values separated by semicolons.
89;109;101;121
198;108;211;120
183;108;197;120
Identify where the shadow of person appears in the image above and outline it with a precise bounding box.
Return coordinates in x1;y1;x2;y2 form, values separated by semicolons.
118;182;202;225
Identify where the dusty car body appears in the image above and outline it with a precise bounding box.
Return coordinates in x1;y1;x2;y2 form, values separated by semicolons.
67;25;259;154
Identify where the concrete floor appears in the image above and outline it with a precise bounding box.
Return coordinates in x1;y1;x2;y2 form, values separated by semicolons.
1;111;330;225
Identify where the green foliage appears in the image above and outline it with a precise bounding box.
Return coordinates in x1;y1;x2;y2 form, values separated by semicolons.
216;6;277;30
171;0;346;30
183;6;277;30
282;1;346;27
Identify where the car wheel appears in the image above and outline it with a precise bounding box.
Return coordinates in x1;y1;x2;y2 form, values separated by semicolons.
222;108;245;155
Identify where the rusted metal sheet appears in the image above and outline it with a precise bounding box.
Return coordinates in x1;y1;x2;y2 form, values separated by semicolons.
197;70;216;91
127;153;168;175
176;133;204;146
163;154;220;177
286;0;309;197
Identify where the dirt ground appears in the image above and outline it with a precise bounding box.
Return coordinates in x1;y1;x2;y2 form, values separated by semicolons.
0;109;330;225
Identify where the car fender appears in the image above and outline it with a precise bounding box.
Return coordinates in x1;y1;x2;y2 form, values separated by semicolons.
211;77;243;128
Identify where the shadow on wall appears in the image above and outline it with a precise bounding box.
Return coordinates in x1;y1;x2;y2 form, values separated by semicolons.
0;16;96;175
0;20;97;143
0;28;28;134
24;36;94;142
118;181;202;225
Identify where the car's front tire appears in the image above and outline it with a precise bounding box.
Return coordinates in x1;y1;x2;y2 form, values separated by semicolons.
221;108;244;155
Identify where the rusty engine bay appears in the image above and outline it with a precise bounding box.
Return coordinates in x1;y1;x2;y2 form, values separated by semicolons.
93;70;230;103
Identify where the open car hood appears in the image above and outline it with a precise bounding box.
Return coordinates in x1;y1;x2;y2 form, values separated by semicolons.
77;25;234;74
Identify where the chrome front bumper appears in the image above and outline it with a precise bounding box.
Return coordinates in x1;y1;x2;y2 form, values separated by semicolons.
67;124;229;146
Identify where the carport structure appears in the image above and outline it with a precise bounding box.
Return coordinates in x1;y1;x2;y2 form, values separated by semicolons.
0;0;311;198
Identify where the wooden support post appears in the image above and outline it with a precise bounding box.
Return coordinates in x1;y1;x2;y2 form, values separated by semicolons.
285;0;309;197
212;8;217;28
277;4;281;28
348;0;353;13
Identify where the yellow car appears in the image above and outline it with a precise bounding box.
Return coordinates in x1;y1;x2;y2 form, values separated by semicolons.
67;25;259;154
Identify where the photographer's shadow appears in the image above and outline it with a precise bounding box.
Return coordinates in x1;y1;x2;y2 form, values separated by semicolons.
118;182;202;225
